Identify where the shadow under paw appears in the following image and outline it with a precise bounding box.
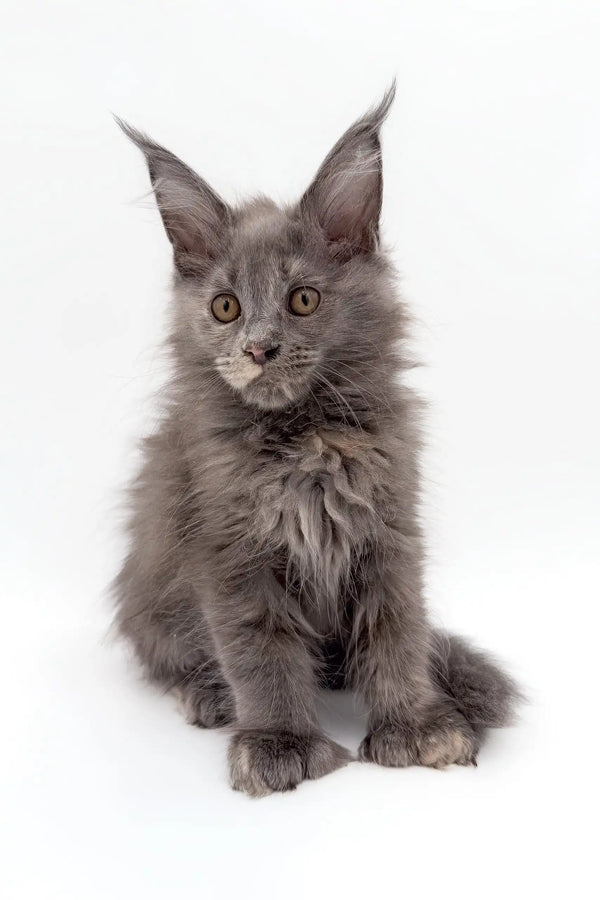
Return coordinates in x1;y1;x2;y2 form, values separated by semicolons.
228;729;352;798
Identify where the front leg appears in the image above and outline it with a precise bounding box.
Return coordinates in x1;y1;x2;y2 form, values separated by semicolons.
206;570;350;797
351;550;478;769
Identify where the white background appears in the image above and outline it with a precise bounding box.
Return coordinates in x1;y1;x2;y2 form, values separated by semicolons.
1;1;599;897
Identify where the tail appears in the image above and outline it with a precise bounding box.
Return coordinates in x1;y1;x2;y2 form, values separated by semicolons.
430;630;522;729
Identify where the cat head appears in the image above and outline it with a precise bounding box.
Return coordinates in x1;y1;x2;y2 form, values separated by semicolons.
118;86;401;411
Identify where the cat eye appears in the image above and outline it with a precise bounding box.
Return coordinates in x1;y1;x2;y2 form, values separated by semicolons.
288;286;321;316
211;293;241;323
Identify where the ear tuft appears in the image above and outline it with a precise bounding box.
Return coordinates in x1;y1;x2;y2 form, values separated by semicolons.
300;82;395;259
115;116;229;273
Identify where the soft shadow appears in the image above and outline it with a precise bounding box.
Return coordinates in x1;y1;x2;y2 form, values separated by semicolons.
315;688;369;754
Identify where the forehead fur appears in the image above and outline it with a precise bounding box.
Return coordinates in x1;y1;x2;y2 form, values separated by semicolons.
233;196;282;232
231;197;304;253
224;197;319;292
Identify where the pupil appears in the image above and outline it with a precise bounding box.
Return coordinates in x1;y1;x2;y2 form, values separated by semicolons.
302;294;308;305
223;300;230;312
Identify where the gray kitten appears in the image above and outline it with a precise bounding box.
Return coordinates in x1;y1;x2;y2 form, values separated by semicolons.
113;87;520;797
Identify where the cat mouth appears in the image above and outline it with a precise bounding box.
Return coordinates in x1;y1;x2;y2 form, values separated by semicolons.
215;354;315;409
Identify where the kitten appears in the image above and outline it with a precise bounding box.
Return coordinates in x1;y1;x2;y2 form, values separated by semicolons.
113;86;520;797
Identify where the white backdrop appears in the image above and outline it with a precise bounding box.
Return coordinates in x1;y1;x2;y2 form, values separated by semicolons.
1;1;598;897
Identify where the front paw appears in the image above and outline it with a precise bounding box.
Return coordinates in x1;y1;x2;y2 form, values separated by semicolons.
360;712;478;769
228;730;351;797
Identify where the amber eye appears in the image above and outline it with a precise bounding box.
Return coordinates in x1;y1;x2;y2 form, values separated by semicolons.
289;286;321;316
211;293;241;323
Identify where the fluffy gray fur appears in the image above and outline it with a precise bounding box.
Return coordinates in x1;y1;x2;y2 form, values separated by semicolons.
113;86;520;797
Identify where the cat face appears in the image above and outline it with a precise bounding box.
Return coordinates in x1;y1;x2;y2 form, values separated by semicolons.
187;203;335;410
177;200;394;411
118;86;398;410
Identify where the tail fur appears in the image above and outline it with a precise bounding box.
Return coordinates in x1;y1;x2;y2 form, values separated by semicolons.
431;630;522;729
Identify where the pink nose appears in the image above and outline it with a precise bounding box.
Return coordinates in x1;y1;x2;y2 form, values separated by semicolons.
244;344;280;365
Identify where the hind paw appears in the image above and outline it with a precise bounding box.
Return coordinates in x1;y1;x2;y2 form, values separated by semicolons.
174;684;236;728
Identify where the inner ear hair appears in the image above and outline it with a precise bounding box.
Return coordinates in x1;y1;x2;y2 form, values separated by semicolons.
299;83;395;259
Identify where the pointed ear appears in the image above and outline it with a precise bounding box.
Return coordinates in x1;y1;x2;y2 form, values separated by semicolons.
300;83;395;260
115;118;230;274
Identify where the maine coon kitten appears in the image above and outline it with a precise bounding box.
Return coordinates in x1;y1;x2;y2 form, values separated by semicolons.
113;87;520;797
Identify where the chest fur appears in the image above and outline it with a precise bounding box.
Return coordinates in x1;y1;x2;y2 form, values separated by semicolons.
255;428;392;599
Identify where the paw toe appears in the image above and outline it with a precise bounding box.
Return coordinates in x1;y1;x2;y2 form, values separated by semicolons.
414;712;478;768
359;726;412;767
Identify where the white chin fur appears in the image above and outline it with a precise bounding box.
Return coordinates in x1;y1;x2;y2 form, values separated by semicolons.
217;360;263;390
216;359;302;409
